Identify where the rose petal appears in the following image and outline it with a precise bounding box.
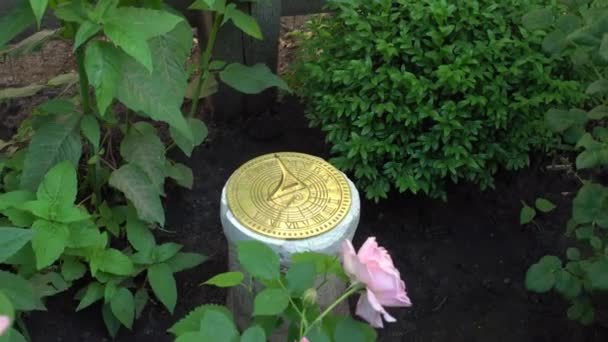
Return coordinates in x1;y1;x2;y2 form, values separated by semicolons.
357;237;379;262
355;291;384;328
341;240;372;284
0;315;10;336
299;338;310;342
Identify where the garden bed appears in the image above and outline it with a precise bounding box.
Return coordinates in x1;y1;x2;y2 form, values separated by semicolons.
5;95;603;341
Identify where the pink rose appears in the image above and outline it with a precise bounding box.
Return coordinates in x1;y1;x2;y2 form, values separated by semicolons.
299;338;310;342
341;237;412;328
0;315;10;336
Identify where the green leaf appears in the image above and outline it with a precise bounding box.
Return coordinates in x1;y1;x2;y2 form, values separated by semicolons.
170;118;208;157
203;272;244;288
102;303;121;338
292;252;346;280
167;162;194;189
126;216;156;254
0;270;44;311
29;0;48;27
220;63;289;94
21;113;82;192
573;183;608;225
253;288;289;316
185;74;218;99
588;105;608;120
61;257;86;281
76;282;104;311
74;21;101;50
535;198;556;213
0;227;33;263
522;8;553;31
525;255;562;293
80;115;101;150
587;260;608;290
0;84;45;100
586;79;608;96
240;326;266;342
120;127;166;193
544;108;587;133
166;252;207;273
600;34;608;62
32;220;69;269
111;288;135;329
566;247;581;261
103;7;183;72
199;309;239;342
188;0;226;12
134;288;149;319
155;243;183;263
542;30;568;54
0;290;14;322
0;1;36;48
148;263;177;313
0;191;34;211
555;270;581;298
92;249;135;276
168;304;233;336
590;236;603;251
37;160;77;206
175;332;205;342
116;21;193;143
286;261;316;295
85;41;121;115
109;164;164;225
236;240;280;280
520;203;536;225
224;4;262;39
334;317;377;342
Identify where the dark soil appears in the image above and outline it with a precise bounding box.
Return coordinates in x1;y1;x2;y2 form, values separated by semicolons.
19;96;608;342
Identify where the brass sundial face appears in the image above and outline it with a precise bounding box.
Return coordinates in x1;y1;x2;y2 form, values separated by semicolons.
226;152;352;239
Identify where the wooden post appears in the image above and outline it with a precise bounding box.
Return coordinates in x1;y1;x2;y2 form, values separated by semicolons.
281;0;327;16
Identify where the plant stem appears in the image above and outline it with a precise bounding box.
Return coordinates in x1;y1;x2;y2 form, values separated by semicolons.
189;12;223;118
301;283;364;338
75;47;90;115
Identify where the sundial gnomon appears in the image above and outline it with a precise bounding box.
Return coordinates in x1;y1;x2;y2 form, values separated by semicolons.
226;152;351;239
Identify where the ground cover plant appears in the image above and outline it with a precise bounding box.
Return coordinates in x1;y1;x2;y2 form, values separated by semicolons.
0;0;286;339
522;0;608;326
294;0;587;200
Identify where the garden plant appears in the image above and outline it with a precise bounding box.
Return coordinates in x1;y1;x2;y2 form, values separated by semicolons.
171;238;411;342
0;0;287;339
294;0;586;200
522;0;608;326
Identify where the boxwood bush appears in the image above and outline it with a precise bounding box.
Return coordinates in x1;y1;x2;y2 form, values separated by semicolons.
294;0;586;200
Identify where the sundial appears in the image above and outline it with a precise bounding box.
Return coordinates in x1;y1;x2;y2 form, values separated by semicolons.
226;152;352;239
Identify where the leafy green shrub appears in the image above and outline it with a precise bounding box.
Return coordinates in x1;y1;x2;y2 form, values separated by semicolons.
523;1;608;326
294;0;586;200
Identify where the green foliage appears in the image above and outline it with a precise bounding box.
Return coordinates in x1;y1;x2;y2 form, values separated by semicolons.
523;0;608;326
171;246;377;342
294;0;586;200
520;198;556;225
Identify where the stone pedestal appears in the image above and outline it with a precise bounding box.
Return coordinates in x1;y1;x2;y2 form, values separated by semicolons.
220;175;360;338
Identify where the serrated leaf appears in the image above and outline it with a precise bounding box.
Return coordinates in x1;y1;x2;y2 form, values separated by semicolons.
203;272;244;288
520;203;536;225
167;162;193;189
170;118;207;157
535;198;556;213
61;257;86;281
0;227;33;263
0;271;44;311
168;305;233;336
109;164;164;225
32;220;69;269
240;326;266;342
92;249;135;276
111;288;134;329
199;309;239;342
20;113;82;192
166;252;207;273
220;63;289;94
525;255;562;293
120;127;166;193
253;288;288;316
115;20;193;143
286;261;315;295
126;216;156;254
148;263;177;313
85;41;122;115
36;160;77;206
237;240;279;280
334;316;377;342
74;21;101;50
